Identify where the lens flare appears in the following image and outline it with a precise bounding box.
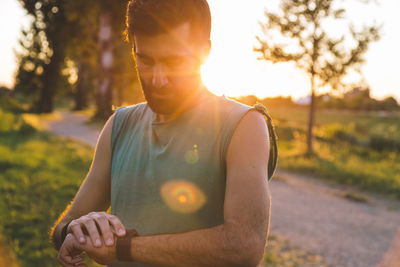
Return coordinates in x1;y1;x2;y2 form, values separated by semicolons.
160;180;207;213
184;144;199;164
178;195;188;203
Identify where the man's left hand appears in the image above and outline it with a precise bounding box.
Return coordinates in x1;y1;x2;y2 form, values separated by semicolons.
57;233;117;266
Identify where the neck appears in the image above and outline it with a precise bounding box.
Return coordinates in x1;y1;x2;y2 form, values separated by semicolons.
155;83;206;123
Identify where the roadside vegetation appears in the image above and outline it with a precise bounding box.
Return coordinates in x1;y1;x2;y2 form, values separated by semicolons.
235;95;400;200
259;234;332;267
273;106;399;200
0;96;99;266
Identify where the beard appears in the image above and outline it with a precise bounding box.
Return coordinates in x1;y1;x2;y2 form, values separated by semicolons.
140;76;200;115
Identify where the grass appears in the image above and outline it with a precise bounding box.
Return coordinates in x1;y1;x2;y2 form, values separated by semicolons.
267;105;400;128
0;226;19;267
0;108;102;266
258;234;332;267
21;112;63;130
269;105;400;200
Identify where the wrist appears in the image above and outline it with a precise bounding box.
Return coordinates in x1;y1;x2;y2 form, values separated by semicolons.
116;228;139;262
60;221;72;245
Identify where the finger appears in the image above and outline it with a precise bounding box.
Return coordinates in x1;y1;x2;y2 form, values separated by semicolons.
93;216;115;246
71;256;84;264
69;221;86;244
83;219;102;247
58;250;77;267
73;254;87;267
57;254;68;267
106;214;126;236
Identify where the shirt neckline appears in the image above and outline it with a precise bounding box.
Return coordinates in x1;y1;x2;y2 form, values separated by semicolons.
150;87;214;126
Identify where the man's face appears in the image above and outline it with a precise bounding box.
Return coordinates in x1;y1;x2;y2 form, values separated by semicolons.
133;23;209;115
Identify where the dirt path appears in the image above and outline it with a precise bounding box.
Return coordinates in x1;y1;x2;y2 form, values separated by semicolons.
45;111;400;267
271;171;400;267
47;111;100;147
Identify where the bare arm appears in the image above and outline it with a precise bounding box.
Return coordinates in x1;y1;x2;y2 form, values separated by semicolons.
50;113;125;250
125;110;271;267
377;226;400;267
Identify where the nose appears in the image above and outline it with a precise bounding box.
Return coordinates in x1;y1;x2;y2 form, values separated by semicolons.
152;64;168;88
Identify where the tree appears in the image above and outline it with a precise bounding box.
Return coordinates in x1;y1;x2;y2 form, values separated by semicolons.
63;1;100;111
15;0;68;113
15;0;141;117
65;0;141;119
380;96;399;111
254;0;381;155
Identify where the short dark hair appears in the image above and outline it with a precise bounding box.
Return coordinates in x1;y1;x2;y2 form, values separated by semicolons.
124;0;211;44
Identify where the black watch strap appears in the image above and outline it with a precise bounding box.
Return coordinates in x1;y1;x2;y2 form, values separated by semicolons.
61;221;72;244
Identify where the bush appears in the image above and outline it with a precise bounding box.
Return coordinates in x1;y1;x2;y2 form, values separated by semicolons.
275;125;304;141
0;109;35;135
0;95;26;113
317;123;361;145
369;135;400;151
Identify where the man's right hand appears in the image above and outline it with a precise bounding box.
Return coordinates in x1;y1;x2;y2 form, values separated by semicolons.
67;212;126;248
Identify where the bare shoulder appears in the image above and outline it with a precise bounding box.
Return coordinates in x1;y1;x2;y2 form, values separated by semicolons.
94;112;116;150
226;109;270;164
101;112;116;136
238;109;268;133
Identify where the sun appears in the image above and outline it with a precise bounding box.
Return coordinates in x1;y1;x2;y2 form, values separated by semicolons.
199;0;312;100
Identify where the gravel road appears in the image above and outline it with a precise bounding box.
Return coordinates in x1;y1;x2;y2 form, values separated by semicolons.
47;111;100;147
46;111;400;267
270;171;400;267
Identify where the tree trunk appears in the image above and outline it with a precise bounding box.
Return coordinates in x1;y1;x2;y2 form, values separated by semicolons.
37;75;54;113
37;40;64;113
74;61;89;110
307;75;316;156
35;5;66;114
95;10;113;119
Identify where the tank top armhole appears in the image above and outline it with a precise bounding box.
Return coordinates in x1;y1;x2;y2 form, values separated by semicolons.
221;102;278;181
111;106;128;159
253;103;278;181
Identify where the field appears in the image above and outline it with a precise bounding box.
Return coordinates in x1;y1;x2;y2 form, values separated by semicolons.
267;105;400;200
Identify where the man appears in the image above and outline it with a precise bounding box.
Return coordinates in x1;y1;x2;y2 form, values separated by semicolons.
50;0;278;266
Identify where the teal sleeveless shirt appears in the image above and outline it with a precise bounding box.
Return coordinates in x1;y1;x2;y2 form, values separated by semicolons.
109;91;277;267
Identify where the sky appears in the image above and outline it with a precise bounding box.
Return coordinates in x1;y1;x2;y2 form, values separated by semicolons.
1;0;399;101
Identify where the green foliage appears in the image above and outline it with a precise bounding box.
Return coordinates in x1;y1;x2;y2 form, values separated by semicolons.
62;0;142;115
0;95;27;114
259;234;332;267
270;107;400;199
0;109;97;266
15;0;69;113
278;138;400;199
0;109;35;134
233;96;400;199
15;0;141;114
319;88;400;111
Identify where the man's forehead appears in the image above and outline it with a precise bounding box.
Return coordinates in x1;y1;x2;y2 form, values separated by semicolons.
133;22;200;57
